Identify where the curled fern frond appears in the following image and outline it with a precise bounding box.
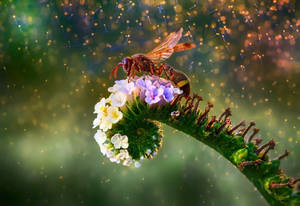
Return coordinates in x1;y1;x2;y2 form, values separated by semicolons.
92;75;300;205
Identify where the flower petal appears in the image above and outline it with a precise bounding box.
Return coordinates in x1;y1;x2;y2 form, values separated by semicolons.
110;92;127;107
94;130;106;144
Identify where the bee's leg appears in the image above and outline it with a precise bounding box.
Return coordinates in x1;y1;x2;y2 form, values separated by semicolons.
126;60;133;77
150;62;157;75
132;67;136;78
128;62;136;81
159;64;170;79
157;64;163;75
169;71;175;80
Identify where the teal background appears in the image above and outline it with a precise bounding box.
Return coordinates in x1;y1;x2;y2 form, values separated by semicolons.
1;0;300;205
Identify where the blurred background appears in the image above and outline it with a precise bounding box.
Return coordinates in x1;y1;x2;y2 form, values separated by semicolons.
1;0;300;205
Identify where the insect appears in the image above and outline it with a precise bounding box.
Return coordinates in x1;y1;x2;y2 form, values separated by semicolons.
110;28;196;97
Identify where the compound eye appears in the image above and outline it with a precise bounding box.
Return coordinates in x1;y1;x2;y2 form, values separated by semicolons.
122;58;128;65
122;58;130;72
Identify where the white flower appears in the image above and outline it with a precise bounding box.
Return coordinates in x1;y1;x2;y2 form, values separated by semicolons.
108;79;135;95
94;130;106;144
93;99;109;126
106;106;123;124
110;92;127;107
104;149;120;163
99;144;109;156
108;84;121;93
99;117;113;132
111;134;129;149
94;98;107;114
117;149;130;160
92;116;101;128
110;155;120;163
123;157;133;166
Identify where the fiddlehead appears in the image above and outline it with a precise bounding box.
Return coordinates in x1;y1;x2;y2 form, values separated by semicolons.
92;75;300;205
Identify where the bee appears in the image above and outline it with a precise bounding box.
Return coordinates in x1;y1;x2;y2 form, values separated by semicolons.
110;28;196;97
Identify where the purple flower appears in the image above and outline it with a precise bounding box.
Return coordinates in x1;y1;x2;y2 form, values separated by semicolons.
145;87;164;104
132;75;183;105
136;78;153;89
162;87;174;102
136;78;146;88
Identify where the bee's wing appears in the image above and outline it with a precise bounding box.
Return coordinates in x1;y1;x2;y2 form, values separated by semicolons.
173;42;196;52
145;28;183;63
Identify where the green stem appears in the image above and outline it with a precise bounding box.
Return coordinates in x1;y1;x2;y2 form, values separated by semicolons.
116;99;300;205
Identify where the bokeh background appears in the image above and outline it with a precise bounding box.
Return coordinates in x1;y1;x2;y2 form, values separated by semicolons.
1;0;300;205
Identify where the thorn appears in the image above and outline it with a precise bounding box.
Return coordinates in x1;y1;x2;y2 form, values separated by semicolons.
224;110;232;120
255;139;271;154
257;139;276;160
184;94;197;114
171;95;183;106
192;95;203;113
184;96;192;108
217;107;231;122
242;121;256;137
197;102;213;124
227;120;246;134
255;138;262;146
270;182;289;189
272;149;289;161
184;106;192;114
215;118;231;134
247;128;260;143
237;127;246;135
270;178;300;189
239;159;262;170
205;116;216;131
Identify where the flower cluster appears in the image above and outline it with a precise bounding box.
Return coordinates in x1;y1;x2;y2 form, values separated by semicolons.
93;79;135;166
93;75;182;167
135;76;182;105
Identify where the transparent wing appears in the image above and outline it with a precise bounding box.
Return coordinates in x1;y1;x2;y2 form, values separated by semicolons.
145;28;183;63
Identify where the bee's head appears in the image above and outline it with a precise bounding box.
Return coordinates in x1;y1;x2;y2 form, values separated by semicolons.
122;57;132;73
